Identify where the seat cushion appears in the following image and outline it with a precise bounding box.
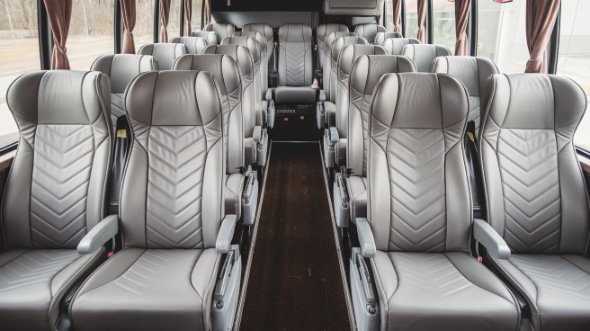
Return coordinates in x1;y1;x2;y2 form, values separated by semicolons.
491;254;590;331
373;251;519;331
71;248;220;331
0;249;103;331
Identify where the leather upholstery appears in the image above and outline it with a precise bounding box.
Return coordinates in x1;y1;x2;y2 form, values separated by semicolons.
367;73;519;330
170;36;209;54
242;23;274;67
91;54;157;122
316;24;349;69
374;32;402;46
433;56;499;134
330;35;367;104
401;44;452;72
381;37;420;55
353;24;386;44
1;70;112;331
138;43;187;70
233;31;269;93
278;24;313;87
203;45;259;166
480;74;590;331
204;23;236;41
173;54;245;216
70;71;225;331
190;30;219;45
323;31;357;100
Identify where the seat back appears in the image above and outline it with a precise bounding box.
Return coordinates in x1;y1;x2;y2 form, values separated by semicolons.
204;23;236;41
138;43;187;70
347;55;416;177
402;44;452;72
368;73;470;253
433;56;499;135
381;37;420;55
221;36;263;107
170;36;209;54
480;74;590;255
121;71;224;249
203;45;257;164
278;24;314;87
233;31;268;93
323;31;357;100
190;30;219;45
174;55;244;175
374;31;402;46
353;23;386;44
316;24;349;69
3;71;112;249
242;23;275;67
331;36;368;107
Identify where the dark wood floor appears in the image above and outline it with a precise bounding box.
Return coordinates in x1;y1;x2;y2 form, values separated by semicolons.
239;143;351;331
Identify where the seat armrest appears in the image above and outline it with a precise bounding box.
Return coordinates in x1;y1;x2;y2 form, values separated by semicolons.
252;126;262;143
77;215;119;254
356;218;376;258
216;215;237;254
265;89;274;101
329;127;339;144
473;218;511;260
319;90;326;102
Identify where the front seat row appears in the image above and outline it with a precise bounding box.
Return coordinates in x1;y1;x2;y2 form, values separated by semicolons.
1;70;241;331
349;73;590;331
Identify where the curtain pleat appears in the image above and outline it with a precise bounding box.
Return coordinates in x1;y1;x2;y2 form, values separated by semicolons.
121;0;136;53
525;0;560;73
454;0;471;56
43;0;73;69
417;0;427;43
159;0;171;42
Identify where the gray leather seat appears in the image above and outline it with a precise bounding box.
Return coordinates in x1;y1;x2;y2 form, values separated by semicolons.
316;24;349;70
233;31;269;94
242;23;275;69
333;55;415;228
70;71;241;331
353;23;386;44
204;22;236;41
203;44;267;167
374;31;402;46
138;43;187;70
323;38;370;168
480;74;590;331
174;54;259;225
1;70;113;331
190;30;219;45
91;54;157;124
402;44;452;72
381;37;421;55
350;73;520;331
169;36;209;54
433;56;499;135
278;24;314;87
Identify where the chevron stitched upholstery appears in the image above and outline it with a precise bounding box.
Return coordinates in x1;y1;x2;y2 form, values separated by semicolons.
481;74;590;331
1;70;111;330
366;73;520;331
278;24;313;87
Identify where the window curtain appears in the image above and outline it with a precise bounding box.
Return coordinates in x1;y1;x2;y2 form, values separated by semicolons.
43;0;73;69
525;0;560;73
184;0;192;36
120;0;136;53
159;0;171;42
393;0;402;34
417;0;427;43
454;0;470;56
204;0;211;25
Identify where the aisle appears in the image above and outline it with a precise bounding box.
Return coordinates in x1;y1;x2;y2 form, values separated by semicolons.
238;142;351;330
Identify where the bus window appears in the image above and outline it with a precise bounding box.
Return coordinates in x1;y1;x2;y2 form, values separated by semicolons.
135;0;156;48
0;0;39;148
68;0;115;69
477;0;528;73
405;0;426;41
163;0;181;40
192;0;204;32
432;0;456;52
558;0;590;151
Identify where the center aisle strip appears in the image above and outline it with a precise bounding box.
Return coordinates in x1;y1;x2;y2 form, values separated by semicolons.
238;142;351;330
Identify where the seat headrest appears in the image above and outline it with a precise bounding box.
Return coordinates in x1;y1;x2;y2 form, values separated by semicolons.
317;24;349;41
202;44;255;83
221;36;261;65
402;44;452;72
125;71;221;127
433;56;499;97
137;43;187;70
242;23;274;42
170;37;209;54
351;55;416;95
338;44;388;78
233;31;267;55
382;38;421;55
278;24;313;43
190;31;218;45
374;31;403;45
91;54;157;93
324;32;357;54
331;36;368;63
7;70;111;125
